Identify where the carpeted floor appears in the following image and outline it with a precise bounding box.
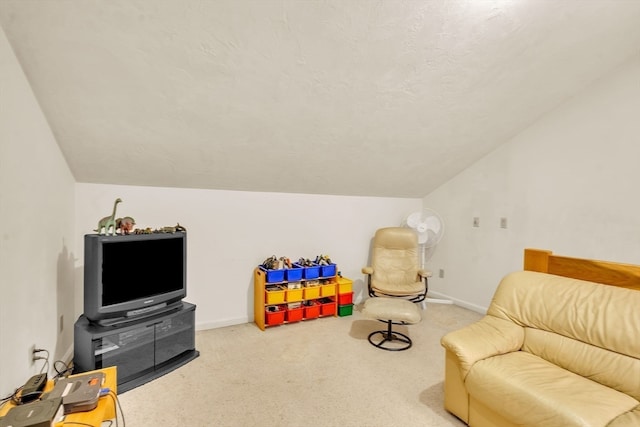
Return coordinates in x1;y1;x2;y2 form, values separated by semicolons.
117;302;482;427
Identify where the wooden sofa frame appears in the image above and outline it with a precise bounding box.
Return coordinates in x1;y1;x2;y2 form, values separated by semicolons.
524;248;640;291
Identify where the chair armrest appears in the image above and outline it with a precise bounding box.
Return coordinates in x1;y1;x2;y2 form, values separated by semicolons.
418;269;432;278
440;316;524;379
362;266;373;275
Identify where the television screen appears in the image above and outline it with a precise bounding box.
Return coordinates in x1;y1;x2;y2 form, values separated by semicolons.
83;232;187;324
101;237;184;306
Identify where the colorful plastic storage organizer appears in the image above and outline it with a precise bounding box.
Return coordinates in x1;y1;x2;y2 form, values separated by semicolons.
255;264;345;330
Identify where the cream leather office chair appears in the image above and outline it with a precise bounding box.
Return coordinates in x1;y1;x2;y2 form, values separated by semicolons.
362;227;431;303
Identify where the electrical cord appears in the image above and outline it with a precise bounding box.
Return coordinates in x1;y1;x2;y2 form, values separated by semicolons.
2;348;52;406
107;390;125;427
62;423;98;427
0;388;20;410
54;359;74;379
33;348;50;375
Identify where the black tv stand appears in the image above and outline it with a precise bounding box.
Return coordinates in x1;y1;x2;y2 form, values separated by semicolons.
74;301;199;393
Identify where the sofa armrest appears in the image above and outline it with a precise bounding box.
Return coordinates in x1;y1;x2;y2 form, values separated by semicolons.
362;266;373;275
440;316;524;379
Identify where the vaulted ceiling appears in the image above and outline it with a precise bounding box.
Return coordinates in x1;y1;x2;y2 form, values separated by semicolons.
1;1;639;197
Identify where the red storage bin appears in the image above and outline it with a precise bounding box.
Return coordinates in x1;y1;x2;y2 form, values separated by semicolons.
320;298;336;316
303;301;321;319
265;305;286;325
286;306;304;323
337;292;353;305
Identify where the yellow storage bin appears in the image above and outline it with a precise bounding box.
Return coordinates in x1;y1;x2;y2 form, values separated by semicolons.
286;287;304;302
303;285;321;300
265;286;286;304
320;282;336;297
337;277;353;293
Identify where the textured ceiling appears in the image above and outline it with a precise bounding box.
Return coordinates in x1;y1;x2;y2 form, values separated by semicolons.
1;1;639;197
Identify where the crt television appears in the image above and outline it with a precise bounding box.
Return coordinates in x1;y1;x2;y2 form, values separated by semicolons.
83;231;187;324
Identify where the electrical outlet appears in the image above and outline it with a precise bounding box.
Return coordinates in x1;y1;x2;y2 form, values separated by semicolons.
29;344;36;365
500;217;508;229
439;269;445;278
473;217;480;227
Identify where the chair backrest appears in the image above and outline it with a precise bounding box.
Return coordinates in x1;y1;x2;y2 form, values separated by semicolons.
370;227;420;290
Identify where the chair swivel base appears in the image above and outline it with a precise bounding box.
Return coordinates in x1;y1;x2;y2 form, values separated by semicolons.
368;320;412;351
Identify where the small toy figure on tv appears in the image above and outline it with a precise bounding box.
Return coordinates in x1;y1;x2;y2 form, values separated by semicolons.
116;216;136;235
94;198;122;235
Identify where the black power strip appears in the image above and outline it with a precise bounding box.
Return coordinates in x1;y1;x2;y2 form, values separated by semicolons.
19;373;47;403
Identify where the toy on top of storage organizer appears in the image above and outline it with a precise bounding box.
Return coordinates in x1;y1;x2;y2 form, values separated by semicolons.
259;255;303;282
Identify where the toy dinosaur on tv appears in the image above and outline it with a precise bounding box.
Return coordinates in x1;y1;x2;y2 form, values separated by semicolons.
94;198;122;235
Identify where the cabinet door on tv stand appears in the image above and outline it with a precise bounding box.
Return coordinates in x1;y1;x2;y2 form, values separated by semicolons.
154;306;195;366
93;325;156;385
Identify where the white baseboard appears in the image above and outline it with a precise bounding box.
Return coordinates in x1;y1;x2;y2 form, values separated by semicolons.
196;316;249;331
428;290;487;314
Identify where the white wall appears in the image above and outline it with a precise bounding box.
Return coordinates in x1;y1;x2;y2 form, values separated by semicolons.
0;26;76;396
423;55;640;312
75;184;420;329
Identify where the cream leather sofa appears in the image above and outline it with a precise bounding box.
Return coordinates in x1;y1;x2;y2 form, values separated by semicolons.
440;271;640;427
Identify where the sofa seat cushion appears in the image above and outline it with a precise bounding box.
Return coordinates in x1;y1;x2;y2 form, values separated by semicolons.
465;351;639;427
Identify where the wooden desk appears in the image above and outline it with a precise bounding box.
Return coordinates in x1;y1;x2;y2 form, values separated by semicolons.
0;366;117;426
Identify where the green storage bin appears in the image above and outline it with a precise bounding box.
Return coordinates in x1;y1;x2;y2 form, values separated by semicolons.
338;304;353;317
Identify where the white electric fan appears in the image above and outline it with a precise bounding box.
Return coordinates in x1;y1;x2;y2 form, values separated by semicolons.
403;209;452;304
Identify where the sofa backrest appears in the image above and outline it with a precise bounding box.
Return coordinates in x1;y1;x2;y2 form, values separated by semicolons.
487;271;640;400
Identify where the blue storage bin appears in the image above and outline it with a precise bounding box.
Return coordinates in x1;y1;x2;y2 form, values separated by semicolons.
285;266;304;281
303;264;321;280
320;263;337;278
259;266;285;283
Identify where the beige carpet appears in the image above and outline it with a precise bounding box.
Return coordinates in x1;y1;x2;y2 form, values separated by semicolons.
117;303;482;427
